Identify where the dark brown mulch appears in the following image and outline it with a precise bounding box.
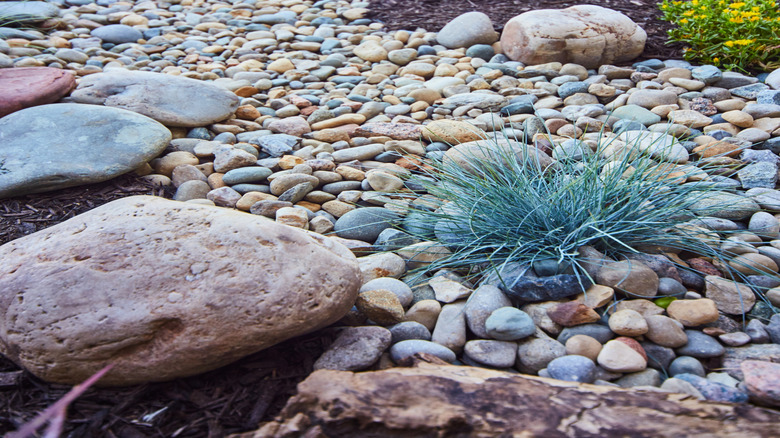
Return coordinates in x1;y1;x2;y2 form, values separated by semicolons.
0;174;172;246
0;330;337;437
367;0;686;62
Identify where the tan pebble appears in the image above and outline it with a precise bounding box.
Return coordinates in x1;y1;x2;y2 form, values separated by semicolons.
597;339;647;373
405;300;442;331
322;200;355;217
408;88;441;104
366;170;404;192
729;253;779;275
645;315;688;347
309;215;334;234
434;63;459;77
275;207;309;229
608;309;648;336
382;95;402;105
278;155;305;170
668;77;705;91
154;151;199;177
575;284;614;308
721;110;754;128
692;140;742;158
236;192;277;211
614;299;664;318
311;114;366;130
396;242;452;269
296;201;320;212
565;335;602;361
207;173;226;189
666;298;720;326
714;99;747;112
657;67;692;82
355;290;405;325
651;104;679;118
335;165;366;181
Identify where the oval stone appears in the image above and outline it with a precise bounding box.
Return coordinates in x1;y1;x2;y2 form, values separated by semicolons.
71;71;239;127
0;103;171;199
0;196;360;386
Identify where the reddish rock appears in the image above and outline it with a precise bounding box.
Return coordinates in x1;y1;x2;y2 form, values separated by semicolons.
267;116;311;137
353;122;423;140
690;97;718;116
742;360;780;407
687;258;723;277
546;301;600;327
0;67;76;117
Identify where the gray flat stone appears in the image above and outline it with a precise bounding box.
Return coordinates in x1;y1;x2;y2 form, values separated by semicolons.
0;103;170;199
71;71;239;127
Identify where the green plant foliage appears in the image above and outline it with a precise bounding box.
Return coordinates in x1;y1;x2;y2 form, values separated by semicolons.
658;0;780;72
395;124;778;312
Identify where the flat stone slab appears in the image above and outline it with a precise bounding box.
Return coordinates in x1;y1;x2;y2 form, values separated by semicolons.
0;103;171;199
0;1;60;25
70;70;239;127
0;67;76;117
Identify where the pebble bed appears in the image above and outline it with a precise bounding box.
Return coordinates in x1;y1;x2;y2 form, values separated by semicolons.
4;0;780;406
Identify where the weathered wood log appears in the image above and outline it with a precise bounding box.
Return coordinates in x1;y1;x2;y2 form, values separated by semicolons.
235;357;780;438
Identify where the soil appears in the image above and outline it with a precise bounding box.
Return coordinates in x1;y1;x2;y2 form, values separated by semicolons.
1;1;686;436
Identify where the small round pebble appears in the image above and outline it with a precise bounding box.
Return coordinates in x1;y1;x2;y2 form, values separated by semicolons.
546;355;597;383
485;307;536;341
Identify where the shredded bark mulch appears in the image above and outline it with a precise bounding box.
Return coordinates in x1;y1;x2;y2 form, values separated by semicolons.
367;0;686;62
0;175;171;246
1;1;687;436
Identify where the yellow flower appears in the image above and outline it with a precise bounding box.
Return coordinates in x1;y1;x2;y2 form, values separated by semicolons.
692;0;699;5
752;6;760;11
683;10;695;16
724;40;735;47
713;57;720;63
680;18;689;23
731;2;746;8
695;14;707;19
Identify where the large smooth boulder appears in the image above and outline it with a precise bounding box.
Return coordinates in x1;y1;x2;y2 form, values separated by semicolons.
0;103;171;199
436;12;498;49
500;5;646;69
0;67;76;117
0;196;361;386
70;71;239;127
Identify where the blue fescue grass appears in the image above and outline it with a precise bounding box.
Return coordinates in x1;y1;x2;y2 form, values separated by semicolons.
394;121;779;314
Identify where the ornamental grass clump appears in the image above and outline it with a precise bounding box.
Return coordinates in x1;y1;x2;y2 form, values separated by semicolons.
396;124;778;311
659;0;780;71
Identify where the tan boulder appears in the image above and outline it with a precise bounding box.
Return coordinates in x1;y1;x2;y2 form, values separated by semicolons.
500;5;646;69
0;196;360;386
